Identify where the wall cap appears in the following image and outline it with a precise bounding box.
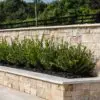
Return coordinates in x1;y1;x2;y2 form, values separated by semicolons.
0;66;100;85
0;23;100;32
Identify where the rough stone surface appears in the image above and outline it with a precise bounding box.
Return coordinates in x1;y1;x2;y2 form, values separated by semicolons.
0;66;100;100
0;24;100;68
0;24;100;100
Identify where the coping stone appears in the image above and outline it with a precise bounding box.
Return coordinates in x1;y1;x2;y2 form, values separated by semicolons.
0;66;99;85
0;23;100;32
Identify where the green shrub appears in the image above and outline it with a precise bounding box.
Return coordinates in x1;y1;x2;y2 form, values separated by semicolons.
38;38;58;70
23;37;42;68
0;38;10;64
7;37;26;66
0;36;96;77
55;43;95;76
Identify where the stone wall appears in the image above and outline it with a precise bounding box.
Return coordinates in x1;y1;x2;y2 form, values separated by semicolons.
0;66;100;100
0;24;100;69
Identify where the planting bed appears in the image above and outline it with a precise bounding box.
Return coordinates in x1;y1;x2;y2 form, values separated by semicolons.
0;36;96;78
0;63;96;79
0;36;98;100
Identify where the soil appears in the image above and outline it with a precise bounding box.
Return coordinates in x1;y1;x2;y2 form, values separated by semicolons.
0;63;94;79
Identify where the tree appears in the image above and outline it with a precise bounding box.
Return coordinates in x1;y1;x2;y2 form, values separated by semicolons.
0;2;6;23
90;0;100;9
40;0;92;19
4;0;27;21
0;0;100;24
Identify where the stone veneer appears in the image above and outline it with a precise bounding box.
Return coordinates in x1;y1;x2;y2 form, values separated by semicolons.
0;66;100;100
1;24;100;100
0;24;100;59
1;24;100;70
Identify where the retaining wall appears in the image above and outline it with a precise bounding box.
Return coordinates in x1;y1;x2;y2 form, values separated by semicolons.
0;66;100;100
1;24;100;99
1;24;100;70
0;24;100;59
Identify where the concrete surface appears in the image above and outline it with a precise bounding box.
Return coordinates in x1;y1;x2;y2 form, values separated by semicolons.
0;85;43;100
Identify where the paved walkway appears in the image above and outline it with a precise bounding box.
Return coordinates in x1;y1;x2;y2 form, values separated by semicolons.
0;85;43;100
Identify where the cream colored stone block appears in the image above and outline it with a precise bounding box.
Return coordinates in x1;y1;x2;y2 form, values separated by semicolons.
6;73;19;81
23;77;31;94
4;77;8;86
0;72;5;85
90;90;100;99
4;73;10;87
0;71;5;76
72;95;89;100
42;81;51;89
95;60;100;73
19;82;25;92
36;81;52;100
73;83;90;91
92;33;100;42
52;84;62;90
71;90;89;98
94;49;100;58
64;84;73;91
51;88;64;97
64;91;72;97
57;85;65;91
36;80;43;88
36;86;51;100
19;76;31;93
36;87;46;99
51;84;67;91
82;34;94;43
30;79;37;88
4;73;19;89
90;83;100;91
30;88;36;96
12;81;19;90
52;84;73;92
19;76;24;82
45;89;51;100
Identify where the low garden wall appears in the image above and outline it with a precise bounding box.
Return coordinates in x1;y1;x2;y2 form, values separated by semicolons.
0;24;100;100
0;24;100;60
0;66;100;100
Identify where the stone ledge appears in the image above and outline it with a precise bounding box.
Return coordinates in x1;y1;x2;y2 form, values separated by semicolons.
0;23;100;32
0;66;99;85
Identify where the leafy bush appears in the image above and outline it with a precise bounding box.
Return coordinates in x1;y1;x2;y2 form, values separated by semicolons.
0;36;96;77
55;43;95;77
7;37;26;66
0;38;9;64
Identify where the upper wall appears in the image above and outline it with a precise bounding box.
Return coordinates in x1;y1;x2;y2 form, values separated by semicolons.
0;24;100;60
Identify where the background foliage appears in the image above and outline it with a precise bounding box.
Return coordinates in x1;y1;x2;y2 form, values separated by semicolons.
0;0;100;23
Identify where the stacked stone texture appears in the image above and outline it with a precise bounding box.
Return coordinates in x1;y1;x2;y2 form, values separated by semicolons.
0;70;100;100
0;24;100;100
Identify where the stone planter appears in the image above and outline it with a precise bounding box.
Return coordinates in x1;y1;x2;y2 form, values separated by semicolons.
0;66;100;100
